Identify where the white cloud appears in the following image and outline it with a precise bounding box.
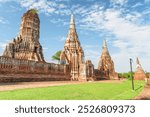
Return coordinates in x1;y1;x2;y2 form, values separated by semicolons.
0;42;7;50
78;4;150;72
49;18;68;26
59;36;66;41
84;49;100;68
59;4;67;9
82;43;101;68
110;0;128;6
132;2;143;8
125;12;142;22
0;17;9;24
19;0;69;15
20;0;55;13
0;0;149;72
82;44;99;49
43;47;48;50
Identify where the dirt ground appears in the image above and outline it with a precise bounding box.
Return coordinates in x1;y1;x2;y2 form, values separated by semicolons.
0;80;123;91
1;80;149;100
134;85;150;100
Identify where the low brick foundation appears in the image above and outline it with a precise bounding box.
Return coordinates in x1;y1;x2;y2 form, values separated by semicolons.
0;56;71;83
0;74;70;83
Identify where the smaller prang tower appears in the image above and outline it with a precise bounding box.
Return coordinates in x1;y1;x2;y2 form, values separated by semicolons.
98;39;117;79
60;15;84;80
3;9;44;61
134;58;146;80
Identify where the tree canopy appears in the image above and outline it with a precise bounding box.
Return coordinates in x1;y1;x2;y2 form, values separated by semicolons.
51;50;61;63
30;9;38;14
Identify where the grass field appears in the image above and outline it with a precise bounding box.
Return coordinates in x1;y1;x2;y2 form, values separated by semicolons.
0;80;145;100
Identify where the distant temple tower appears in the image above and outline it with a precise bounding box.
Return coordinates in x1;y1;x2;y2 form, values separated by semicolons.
3;9;44;61
60;15;84;80
134;58;146;80
98;39;117;79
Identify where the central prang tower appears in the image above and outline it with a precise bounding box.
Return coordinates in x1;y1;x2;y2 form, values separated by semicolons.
60;15;85;80
3;9;44;62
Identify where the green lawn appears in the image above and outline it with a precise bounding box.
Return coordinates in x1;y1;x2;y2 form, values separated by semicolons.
0;80;145;100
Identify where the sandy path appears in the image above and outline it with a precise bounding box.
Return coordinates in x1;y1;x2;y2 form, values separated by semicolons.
0;81;83;91
0;80;123;91
134;85;150;100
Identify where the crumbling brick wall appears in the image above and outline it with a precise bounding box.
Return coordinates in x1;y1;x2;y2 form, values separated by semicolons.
0;56;71;82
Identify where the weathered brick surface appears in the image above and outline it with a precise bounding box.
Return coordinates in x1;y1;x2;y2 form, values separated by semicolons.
60;15;84;81
134;58;146;80
0;56;70;83
3;9;44;62
0;9;120;82
97;40;118;80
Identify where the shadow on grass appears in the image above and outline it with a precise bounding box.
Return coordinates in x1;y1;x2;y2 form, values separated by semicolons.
135;86;143;91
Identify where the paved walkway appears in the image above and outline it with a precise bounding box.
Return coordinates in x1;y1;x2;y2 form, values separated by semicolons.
0;80;123;91
134;85;150;100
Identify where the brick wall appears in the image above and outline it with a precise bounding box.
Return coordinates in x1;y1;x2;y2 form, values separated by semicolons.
0;56;71;82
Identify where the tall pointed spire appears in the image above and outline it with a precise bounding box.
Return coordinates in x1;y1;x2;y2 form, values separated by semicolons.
62;14;84;80
98;39;117;79
101;39;109;56
70;14;75;29
65;14;79;46
102;39;107;48
136;57;140;65
136;57;143;69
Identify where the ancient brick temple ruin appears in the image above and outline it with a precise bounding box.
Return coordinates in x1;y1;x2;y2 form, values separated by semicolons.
60;15;86;81
134;58;146;80
3;10;44;61
0;9;118;82
97;40;118;80
60;15;117;81
0;9;70;82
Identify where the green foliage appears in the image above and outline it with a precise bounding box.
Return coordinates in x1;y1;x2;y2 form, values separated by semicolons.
118;72;134;80
30;9;38;14
51;50;61;63
0;80;144;100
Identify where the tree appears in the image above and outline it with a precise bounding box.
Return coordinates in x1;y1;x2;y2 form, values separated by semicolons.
30;9;38;14
51;50;61;64
118;72;135;80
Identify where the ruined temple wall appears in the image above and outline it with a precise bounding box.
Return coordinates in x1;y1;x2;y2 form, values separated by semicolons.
0;56;70;82
94;69;108;80
78;61;95;81
94;69;118;80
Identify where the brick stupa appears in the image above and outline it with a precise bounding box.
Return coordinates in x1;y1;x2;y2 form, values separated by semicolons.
134;58;146;80
98;39;117;79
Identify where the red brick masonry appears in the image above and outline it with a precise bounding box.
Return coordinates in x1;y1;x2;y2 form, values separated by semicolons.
0;56;70;83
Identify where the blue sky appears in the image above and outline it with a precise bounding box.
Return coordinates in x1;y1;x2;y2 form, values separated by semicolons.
0;0;150;72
